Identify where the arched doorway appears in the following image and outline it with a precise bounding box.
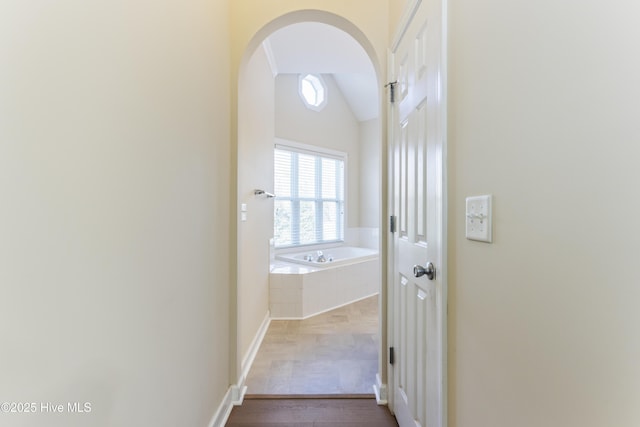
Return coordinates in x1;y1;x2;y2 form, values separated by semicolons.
235;10;387;400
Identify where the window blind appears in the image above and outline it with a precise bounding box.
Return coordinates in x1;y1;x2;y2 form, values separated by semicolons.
274;146;345;247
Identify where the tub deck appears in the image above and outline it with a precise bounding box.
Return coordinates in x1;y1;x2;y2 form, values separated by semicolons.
275;246;378;268
269;251;380;319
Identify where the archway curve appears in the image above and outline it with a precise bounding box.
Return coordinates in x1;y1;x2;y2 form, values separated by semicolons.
238;9;383;90
235;8;387;402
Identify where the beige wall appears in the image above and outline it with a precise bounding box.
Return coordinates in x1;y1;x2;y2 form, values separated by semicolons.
448;0;640;426
0;1;231;426
359;118;381;229
237;45;275;362
388;0;409;39
275;74;361;228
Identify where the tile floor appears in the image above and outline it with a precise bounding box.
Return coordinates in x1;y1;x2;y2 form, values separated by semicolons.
245;295;379;396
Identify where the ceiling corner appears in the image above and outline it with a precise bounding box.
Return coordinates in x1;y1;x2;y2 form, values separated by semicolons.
261;39;278;77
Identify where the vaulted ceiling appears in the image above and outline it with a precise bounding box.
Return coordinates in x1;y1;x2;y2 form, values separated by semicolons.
264;22;379;122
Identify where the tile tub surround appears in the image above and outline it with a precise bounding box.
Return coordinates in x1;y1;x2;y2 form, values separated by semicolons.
269;255;380;319
244;295;379;396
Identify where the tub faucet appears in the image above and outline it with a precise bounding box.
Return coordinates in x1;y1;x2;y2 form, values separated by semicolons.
316;250;326;262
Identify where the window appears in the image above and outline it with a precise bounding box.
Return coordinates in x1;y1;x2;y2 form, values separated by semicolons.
274;144;345;248
299;74;327;111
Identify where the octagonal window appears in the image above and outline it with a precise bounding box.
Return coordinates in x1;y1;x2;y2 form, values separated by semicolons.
299;74;327;111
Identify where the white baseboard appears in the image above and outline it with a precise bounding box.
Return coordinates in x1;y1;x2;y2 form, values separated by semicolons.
374;373;388;405
239;311;271;387
270;292;380;320
208;312;270;427
207;384;246;427
302;292;379;320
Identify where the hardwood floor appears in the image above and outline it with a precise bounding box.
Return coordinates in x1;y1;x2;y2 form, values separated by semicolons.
225;398;398;427
244;295;379;395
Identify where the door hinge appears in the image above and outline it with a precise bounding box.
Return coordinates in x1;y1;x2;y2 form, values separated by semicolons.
389;347;395;365
390;215;397;233
385;81;398;103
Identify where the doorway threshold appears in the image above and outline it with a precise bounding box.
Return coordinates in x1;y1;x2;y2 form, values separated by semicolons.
244;393;376;400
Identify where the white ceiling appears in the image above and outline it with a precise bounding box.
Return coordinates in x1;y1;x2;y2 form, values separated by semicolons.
264;22;379;122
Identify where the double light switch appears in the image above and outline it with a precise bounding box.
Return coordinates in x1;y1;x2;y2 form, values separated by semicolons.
465;195;492;243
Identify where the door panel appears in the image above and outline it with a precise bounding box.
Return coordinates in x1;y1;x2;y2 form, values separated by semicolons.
389;0;445;426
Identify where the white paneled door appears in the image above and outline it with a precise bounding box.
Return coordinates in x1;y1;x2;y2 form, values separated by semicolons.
389;1;446;426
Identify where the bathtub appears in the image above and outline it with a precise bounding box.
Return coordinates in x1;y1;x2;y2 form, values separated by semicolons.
270;246;380;319
276;246;378;268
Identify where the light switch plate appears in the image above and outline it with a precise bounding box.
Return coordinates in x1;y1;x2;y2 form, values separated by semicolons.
466;195;492;243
